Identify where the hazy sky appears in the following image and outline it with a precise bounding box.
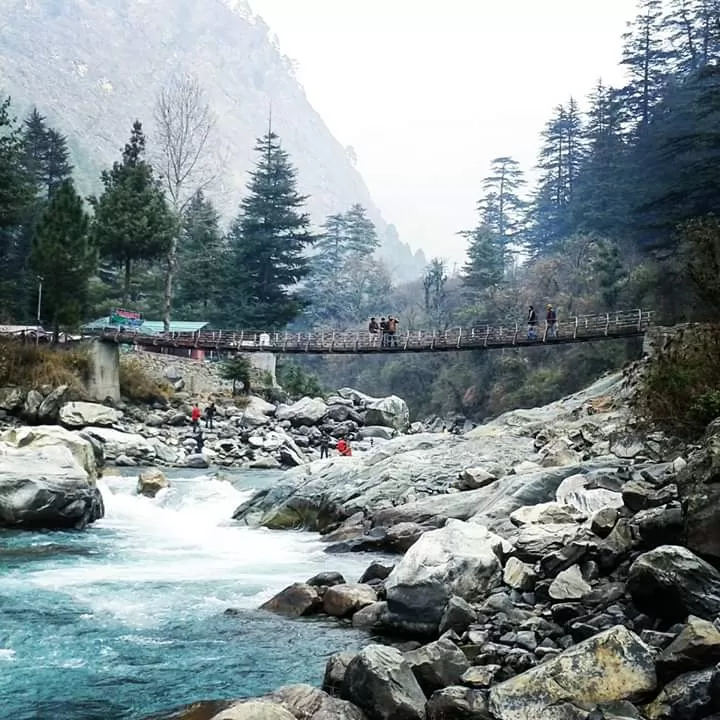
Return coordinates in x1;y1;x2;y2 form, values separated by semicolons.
248;0;634;267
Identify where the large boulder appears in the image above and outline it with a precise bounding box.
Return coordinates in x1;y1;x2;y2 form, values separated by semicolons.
643;668;716;720
211;702;295;720
0;386;25;412
37;384;69;422
404;638;470;694
59;401;123;428
678;421;720;560
425;687;490;720
364;396;410;432
240;396;277;428
0;440;104;529
2;425;99;477
265;684;368;720
276;397;328;426
137;469;169;498
628;545;720;621
345;644;427;720
657;616;720;680
488;625;657;720
259;583;322;618
384;520;503;627
323;584;377;618
83;427;160;464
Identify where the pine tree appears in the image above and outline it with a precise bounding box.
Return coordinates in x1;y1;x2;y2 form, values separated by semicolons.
0;96;33;320
423;258;449;329
344;204;379;255
226;130;316;329
480;157;526;241
621;0;670;132
663;0;720;73
90;121;176;305
528;100;585;252
460;224;505;292
22;109;73;199
30;180;93;338
175;191;225;319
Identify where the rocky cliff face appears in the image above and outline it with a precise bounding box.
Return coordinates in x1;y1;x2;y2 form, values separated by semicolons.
0;0;425;279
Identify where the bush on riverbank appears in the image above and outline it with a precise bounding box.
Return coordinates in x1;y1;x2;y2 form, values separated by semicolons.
119;357;173;403
0;340;89;392
636;325;720;438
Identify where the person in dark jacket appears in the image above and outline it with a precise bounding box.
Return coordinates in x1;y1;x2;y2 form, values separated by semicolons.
319;434;330;459
527;305;538;339
205;402;216;429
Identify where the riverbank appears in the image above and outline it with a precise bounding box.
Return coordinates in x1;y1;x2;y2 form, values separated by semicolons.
0;471;384;720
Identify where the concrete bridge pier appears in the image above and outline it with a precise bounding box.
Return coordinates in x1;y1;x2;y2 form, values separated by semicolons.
86;340;121;403
245;351;279;387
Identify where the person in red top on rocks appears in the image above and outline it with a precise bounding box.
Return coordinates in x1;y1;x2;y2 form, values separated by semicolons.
336;438;353;456
191;404;201;434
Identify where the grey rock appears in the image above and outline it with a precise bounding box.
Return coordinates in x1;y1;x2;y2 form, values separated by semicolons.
259;583;322;618
59;401;123;428
323;584;377;618
438;596;476;636
37;384;69;422
307;571;346;587
345;644;427;720
657;616;720;681
136;468;169;498
643;668;715;720
503;557;537;592
404;637;470;694
323;652;355;697
425;686;491;719
549;564;592;601
628;545;720;621
265;684;368;720
352;601;386;632
460;665;501;689
0;387;25;413
384;520;502;627
488;626;657;720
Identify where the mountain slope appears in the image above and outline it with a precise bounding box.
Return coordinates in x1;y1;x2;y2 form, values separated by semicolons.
0;0;426;279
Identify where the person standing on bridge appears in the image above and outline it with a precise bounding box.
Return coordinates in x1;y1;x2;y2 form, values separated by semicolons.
380;317;389;348
527;305;538;340
546;304;558;338
368;317;380;335
387;316;399;347
191;403;201;434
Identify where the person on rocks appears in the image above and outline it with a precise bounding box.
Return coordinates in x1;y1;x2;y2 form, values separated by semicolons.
195;431;204;453
191;404;201;433
379;317;389;348
319;434;330;459
546;304;558;338
336;437;352;456
205;402;216;430
527;305;538;340
387;315;399;347
368;317;379;336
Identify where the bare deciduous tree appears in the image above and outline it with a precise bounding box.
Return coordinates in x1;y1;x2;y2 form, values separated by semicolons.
154;73;216;331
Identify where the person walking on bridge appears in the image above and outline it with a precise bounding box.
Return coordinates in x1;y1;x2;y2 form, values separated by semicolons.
380;317;389;348
527;305;538;340
546;304;558;338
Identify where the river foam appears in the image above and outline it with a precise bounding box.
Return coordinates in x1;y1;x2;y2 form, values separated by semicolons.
0;471;379;720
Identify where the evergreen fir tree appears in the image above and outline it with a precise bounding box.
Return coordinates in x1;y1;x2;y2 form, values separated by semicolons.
0;96;33;320
226;130;316;329
480;157;526;241
90;121;176;305
30;180;93;337
620;0;671;132
22;109;73;198
460;224;505;292
423;258;449;329
344;204;379;255
175;191;225;319
663;0;720;73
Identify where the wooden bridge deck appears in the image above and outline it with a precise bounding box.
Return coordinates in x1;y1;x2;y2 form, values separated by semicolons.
90;309;652;355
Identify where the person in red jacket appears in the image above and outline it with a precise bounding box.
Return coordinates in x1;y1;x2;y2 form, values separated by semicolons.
191;404;201;434
336;438;352;456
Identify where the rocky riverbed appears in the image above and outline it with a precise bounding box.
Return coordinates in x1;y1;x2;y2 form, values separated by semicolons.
166;367;720;720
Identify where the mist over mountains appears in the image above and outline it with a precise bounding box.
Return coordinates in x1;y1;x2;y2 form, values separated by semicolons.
0;0;426;279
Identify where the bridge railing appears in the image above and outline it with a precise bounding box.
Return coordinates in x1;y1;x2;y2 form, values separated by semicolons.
87;308;652;352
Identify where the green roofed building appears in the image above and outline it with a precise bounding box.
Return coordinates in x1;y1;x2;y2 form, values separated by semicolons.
83;318;209;335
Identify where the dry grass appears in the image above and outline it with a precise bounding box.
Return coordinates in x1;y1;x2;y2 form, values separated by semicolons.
119;356;174;404
0;340;90;393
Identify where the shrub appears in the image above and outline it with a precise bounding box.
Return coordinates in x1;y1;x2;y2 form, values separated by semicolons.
219;356;252;395
277;361;324;400
119;356;173;404
635;326;720;438
0;339;90;392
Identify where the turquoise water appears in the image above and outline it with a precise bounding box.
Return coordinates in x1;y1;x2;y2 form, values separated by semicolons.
0;471;377;720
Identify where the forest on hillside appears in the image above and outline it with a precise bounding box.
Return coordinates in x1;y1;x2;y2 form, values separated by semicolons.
2;0;720;424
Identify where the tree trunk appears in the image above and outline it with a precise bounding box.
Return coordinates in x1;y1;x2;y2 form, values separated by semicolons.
163;235;178;333
123;258;131;306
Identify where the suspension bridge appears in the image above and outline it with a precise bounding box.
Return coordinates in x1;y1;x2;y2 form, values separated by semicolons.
90;309;652;355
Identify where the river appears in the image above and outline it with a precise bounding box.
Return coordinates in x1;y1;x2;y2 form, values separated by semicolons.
0;470;379;720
